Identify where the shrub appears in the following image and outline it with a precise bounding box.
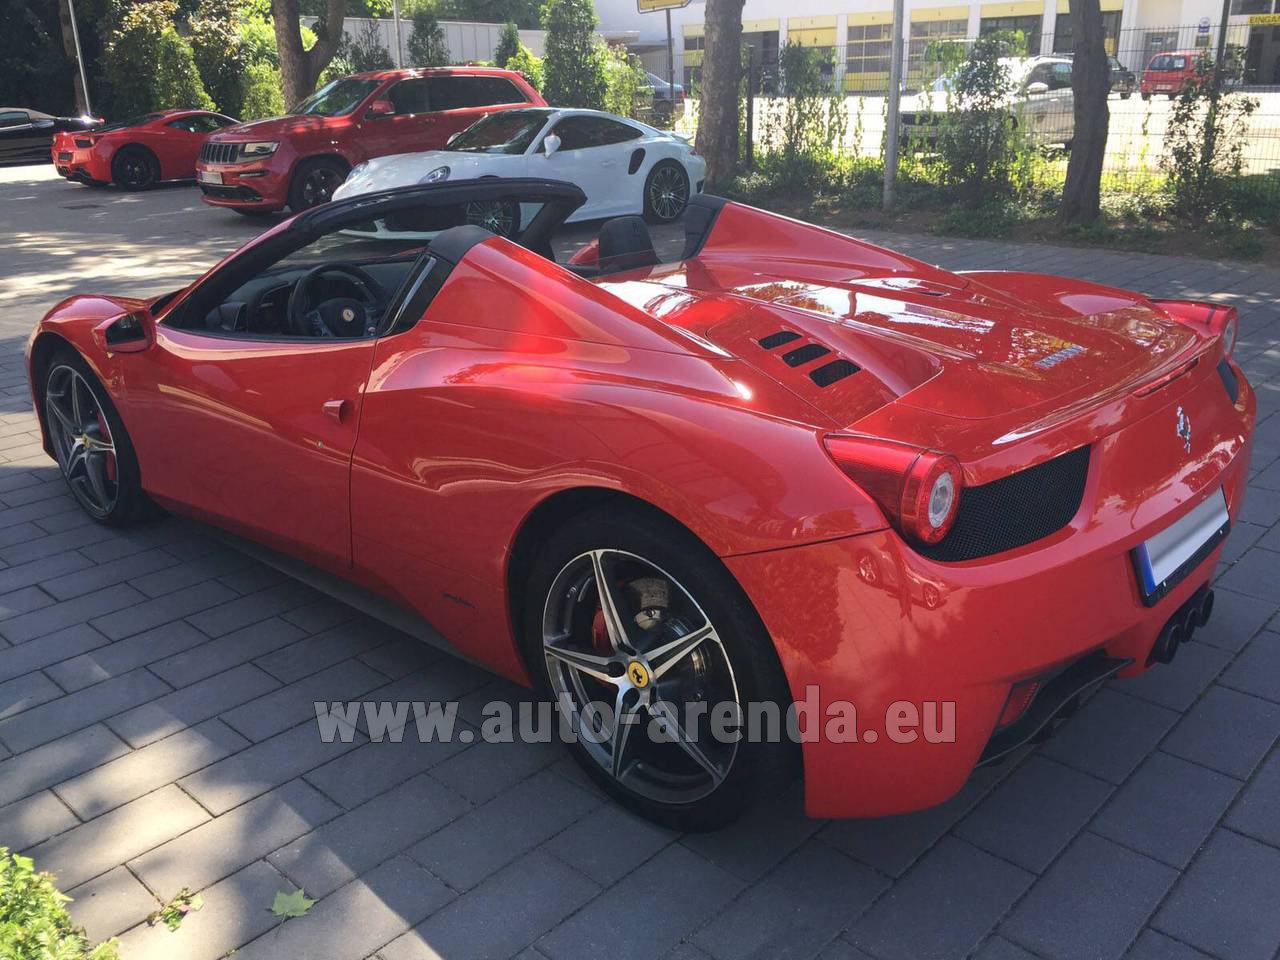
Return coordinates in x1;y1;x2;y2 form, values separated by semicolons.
339;18;394;73
407;4;450;66
237;14;279;68
189;0;247;116
505;43;543;91
0;848;120;960
240;60;285;119
540;0;605;108
602;43;650;119
752;43;846;194
155;27;216;110
103;0;214;115
493;19;520;68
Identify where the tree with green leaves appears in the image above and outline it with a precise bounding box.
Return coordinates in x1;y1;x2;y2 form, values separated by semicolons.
493;20;519;67
271;0;346;106
540;0;605;109
103;0;214;115
190;0;249;116
408;4;450;66
155;26;216;109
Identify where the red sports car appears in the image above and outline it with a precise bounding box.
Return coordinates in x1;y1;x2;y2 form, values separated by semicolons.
25;180;1254;830
52;109;238;189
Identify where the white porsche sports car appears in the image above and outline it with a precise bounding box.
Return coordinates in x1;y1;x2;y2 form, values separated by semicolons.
332;107;706;229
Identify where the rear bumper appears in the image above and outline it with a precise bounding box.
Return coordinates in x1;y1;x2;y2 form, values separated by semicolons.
52;148;110;184
728;359;1255;819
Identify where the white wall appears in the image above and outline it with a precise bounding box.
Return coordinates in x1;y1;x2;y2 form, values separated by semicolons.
304;16;546;67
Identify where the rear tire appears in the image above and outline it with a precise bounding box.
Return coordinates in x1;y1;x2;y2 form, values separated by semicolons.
288;157;348;212
40;349;155;526
111;146;159;190
519;506;795;831
642;159;690;224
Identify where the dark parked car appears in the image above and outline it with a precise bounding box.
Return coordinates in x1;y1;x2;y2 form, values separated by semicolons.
0;108;100;164
644;71;685;101
1109;56;1136;98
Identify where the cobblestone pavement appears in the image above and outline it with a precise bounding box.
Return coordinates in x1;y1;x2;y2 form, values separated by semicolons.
1;165;1279;960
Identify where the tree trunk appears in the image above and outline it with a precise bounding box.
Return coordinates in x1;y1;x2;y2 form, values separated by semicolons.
695;0;745;187
56;0;89;115
1060;0;1109;223
272;0;347;108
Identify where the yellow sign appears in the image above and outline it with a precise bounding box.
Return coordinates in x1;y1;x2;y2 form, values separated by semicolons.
637;0;691;11
626;661;651;688
1247;12;1280;23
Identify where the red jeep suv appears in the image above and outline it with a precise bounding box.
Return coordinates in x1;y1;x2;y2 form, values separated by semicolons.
196;66;545;214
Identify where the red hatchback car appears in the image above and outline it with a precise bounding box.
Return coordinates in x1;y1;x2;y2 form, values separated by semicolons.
52;109;238;189
1140;50;1207;99
195;67;545;215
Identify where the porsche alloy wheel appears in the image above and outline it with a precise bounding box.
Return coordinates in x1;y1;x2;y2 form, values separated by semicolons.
643;161;690;224
524;508;794;830
42;353;152;525
464;199;520;238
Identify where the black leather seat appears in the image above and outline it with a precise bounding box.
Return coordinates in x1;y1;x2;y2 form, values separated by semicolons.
596;216;660;274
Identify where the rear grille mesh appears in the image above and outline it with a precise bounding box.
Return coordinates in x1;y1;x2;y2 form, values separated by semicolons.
74;138;92;148
758;331;800;350
782;344;830;367
200;141;240;165
918;445;1092;562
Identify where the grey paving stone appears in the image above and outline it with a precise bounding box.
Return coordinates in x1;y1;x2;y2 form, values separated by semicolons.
184;580;317;638
0;521;115;565
1126;930;1216;960
107;662;280;747
1218;548;1280;603
25;785;209;890
78;525;184;564
956;756;1113;873
1219;630;1280;703
0;667;170;753
972;937;1041;960
0;724;131;807
1118;641;1232;713
353;635;441;681
216;560;287;595
66;866;157;943
1218;520;1269;564
55;719;249;820
282;598;359;635
539;843;740;960
388;850;597;960
0;551;92;599
691;841;888;960
302;721;472;809
1224;749;1280;847
0;670;64;720
254;616;407;684
0;789;78;851
239;856;454;960
680;783;826;883
148;616;307;688
1040;689;1181;784
267;771;470;898
849;837;1034;960
1002;833;1177;960
178;720;366;815
115;859;295;960
1092;752;1241;869
1163;684;1280;779
0;622;107;683
39;547;176;602
45;620;209;692
221;657;389;742
127;546;243;598
91;579;238;641
0;583;146;645
1194;587;1276;653
0;584;53;620
1153;830;1280;960
410;768;599;891
129;778;340;896
429;734;565;805
543;800;675;887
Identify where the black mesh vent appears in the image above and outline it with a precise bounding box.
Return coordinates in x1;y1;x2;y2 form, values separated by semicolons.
1218;359;1239;404
810;359;860;387
759;331;801;350
917;445;1092;562
782;344;831;366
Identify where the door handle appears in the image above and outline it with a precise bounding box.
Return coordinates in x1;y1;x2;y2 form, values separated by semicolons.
323;399;349;423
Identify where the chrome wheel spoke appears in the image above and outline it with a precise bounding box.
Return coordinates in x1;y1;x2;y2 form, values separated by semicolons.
44;365;118;517
82;450;112;509
544;635;617;686
647;622;714;680
650;698;725;785
610;687;644;780
590;550;635;655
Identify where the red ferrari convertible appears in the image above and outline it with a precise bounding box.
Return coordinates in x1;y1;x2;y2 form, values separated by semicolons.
52;109;237;189
26;180;1254;829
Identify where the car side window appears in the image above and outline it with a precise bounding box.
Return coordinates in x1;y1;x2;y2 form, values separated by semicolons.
595;119;643;144
0;111;31;127
386;77;433;115
184;115;229;133
546;117;599;151
1050;63;1072;90
167;118;198;132
1026;64;1055;89
430;76;526;110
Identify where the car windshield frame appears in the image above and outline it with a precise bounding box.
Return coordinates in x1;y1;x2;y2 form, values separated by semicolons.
291;77;381;117
444;108;556;155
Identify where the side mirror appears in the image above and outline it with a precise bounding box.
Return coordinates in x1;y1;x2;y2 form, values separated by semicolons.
366;99;395;119
1026;81;1050;96
93;311;153;354
542;133;561;156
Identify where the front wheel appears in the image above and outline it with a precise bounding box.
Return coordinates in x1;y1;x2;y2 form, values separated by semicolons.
642;160;690;224
42;351;154;525
521;507;795;831
288;158;349;212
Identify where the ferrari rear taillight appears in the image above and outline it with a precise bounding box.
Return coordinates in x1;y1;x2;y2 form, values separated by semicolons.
1152;299;1238;357
822;435;963;545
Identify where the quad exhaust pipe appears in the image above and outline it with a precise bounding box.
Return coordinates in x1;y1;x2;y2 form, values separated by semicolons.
1148;586;1214;666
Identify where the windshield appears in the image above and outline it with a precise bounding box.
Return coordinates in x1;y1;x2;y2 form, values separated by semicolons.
1149;55;1187;71
291;78;380;117
98;113;163;132
445;109;554;155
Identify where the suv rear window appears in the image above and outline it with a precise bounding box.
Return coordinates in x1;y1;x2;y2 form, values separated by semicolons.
430;76;528;110
1149;55;1187;71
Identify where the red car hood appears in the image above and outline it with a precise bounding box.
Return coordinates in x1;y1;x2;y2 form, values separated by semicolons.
211;114;338;140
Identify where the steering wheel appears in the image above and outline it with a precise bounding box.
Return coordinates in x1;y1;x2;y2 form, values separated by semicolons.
286;263;388;339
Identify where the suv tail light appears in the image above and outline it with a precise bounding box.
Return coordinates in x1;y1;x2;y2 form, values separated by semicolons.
822;435;962;545
1152;299;1238;357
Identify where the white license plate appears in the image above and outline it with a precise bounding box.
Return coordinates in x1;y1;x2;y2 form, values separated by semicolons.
1132;488;1229;605
198;170;223;184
